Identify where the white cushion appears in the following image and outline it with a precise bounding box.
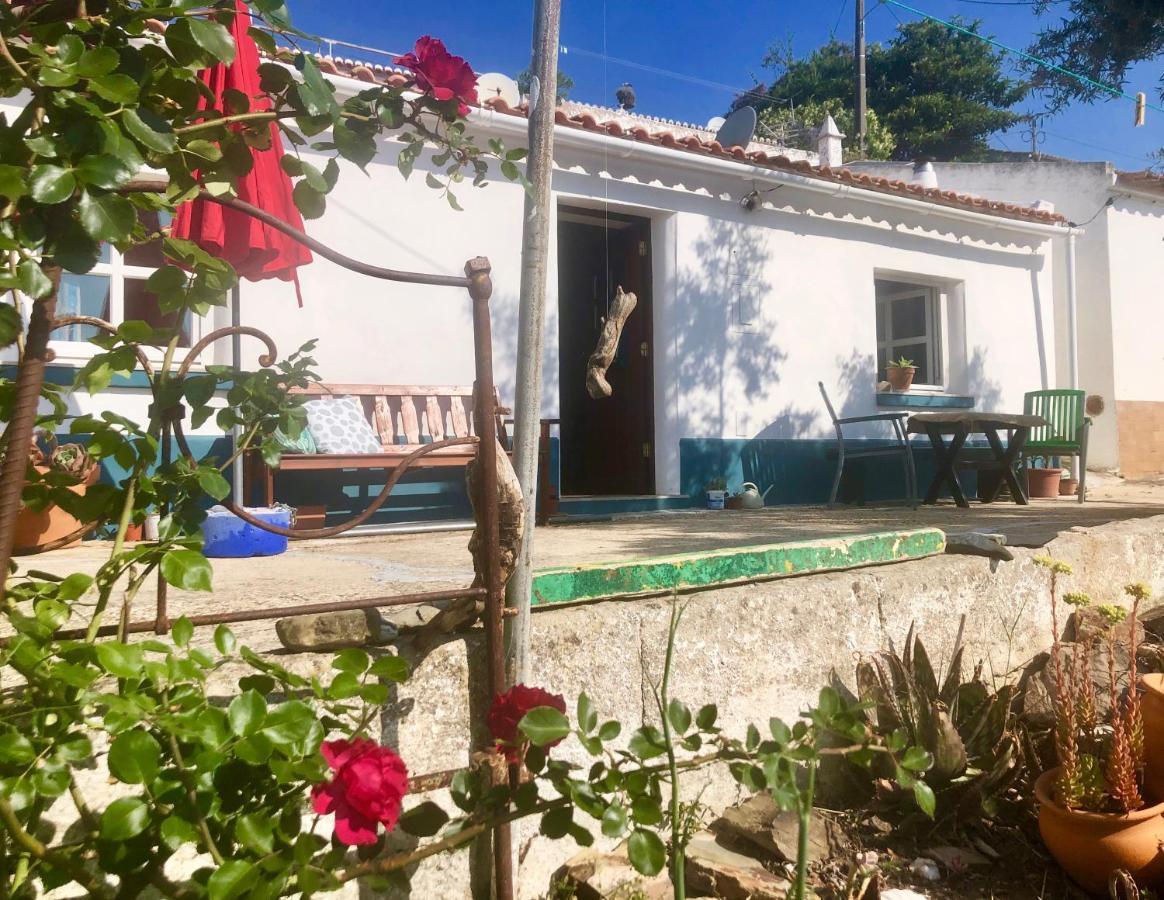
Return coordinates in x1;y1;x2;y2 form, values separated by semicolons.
303;396;383;455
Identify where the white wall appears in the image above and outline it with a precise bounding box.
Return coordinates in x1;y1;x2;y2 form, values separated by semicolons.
1106;194;1164;402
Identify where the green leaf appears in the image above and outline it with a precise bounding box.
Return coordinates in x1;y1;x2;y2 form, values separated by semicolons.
96;641;144;678
598;720;621;742
236;813;275;854
667;699;692;734
78;191;136;243
397;801;449;837
123;108;178;154
160;815;200;850
368;655;410;682
913;780;936;818
577;693;597;734
518;706;571;747
187;17;237;65
901;746;934;773
333;122;377;169
294;54;339;117
91;73;139;104
228;690;266;737
291;180;325;219
172;616;194;647
17;260;53;299
108;730;162;784
214;624;237;655
76;47;119;78
630;795;663;826
76;154;137;189
56;34;84;65
333;648;370;674
696;703;718;731
600;803;628;838
0;164;26;200
29;165;75;204
196;467;231;501
208;859;256;900
160;549;213;592
100;796;150;840
627;829;666;876
0;731;35;765
628;725;667;760
769;717;792;745
540;805;572;839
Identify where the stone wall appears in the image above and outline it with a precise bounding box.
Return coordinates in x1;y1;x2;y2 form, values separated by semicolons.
384;514;1164;898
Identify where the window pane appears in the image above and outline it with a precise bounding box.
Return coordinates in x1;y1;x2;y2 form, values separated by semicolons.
875;302;886;342
895;342;929;383
890;294;928;340
55;274;110;342
124;279;191;347
124;210;174;268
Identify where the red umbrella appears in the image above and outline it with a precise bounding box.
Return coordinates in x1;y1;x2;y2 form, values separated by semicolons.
171;0;311;304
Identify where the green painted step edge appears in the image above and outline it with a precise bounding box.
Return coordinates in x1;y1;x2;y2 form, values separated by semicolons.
530;527;946;607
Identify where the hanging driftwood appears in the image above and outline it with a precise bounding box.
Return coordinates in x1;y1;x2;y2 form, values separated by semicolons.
586;285;638;399
411;440;524;652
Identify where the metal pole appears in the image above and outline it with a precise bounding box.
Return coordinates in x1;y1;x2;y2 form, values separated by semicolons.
231;284;245;506
506;0;562;686
855;0;867;157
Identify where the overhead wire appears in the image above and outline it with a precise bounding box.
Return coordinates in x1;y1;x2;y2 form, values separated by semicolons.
830;0;850;40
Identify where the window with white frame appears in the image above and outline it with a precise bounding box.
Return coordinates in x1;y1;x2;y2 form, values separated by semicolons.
875;278;943;387
53;210;195;352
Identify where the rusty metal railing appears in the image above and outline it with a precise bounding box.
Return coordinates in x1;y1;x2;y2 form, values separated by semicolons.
0;186;515;900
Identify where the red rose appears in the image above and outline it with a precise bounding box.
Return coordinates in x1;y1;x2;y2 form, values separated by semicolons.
394;36;479;116
311;738;408;846
487;684;567;764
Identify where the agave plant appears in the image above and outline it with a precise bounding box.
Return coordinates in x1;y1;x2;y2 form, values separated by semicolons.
832;623;1022;822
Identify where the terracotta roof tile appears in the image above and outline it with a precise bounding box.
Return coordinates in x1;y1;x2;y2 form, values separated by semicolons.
253;50;1068;227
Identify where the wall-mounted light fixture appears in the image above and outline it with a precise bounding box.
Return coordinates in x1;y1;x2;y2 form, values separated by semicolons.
739;185;782;212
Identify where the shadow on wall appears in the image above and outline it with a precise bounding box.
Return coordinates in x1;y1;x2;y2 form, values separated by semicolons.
965;347;1003;412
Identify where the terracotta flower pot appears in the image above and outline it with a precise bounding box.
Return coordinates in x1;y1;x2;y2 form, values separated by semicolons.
1140;675;1164;801
1035;768;1164;894
885;366;917;392
1026;467;1062;499
13;465;98;553
1060;477;1079;497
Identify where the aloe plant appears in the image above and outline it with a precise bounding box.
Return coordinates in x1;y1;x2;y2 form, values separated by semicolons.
835;623;1021;821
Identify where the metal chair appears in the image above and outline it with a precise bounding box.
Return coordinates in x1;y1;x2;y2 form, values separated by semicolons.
819;382;917;507
1021;389;1090;503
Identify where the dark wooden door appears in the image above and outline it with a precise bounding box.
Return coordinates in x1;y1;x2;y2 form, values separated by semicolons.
557;208;654;496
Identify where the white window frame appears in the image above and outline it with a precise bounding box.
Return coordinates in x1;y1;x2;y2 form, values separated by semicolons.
875;280;944;390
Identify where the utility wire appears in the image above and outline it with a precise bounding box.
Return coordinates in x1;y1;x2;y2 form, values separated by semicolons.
830;0;849;39
883;0;1164;114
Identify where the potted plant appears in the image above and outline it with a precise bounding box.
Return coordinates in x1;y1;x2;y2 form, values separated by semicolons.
1059;468;1080;497
705;477;727;510
1033;563;1164;893
1026;457;1062;498
885;356;917;392
13;434;99;552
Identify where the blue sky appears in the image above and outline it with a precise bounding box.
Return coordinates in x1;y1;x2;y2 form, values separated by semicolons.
289;0;1162;169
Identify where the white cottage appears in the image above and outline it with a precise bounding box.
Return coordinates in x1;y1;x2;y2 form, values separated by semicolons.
850;159;1164;480
5;59;1075;521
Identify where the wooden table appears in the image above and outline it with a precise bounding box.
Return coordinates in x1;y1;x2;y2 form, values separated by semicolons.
907;411;1049;508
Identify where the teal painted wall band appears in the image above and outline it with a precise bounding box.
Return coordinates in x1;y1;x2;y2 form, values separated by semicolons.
530;527;946;606
875;392;975;409
1;365;233;391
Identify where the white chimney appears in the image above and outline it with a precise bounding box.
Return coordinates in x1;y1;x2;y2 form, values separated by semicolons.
817;115;844;168
1031;199;1056;214
912;160;938;190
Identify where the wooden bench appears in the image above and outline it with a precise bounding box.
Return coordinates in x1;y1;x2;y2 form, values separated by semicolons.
245;383;511;512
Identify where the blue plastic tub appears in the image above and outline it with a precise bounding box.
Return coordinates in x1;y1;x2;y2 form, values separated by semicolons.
200;505;291;558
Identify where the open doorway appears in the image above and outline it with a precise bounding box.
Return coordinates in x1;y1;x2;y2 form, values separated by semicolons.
556;206;654;496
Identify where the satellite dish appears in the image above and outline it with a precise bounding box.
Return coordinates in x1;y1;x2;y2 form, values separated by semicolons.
706;116;726;132
714;106;757;149
477;72;520;107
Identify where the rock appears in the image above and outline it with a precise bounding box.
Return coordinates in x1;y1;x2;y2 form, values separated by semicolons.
926;845;990;871
881;891;930;900
943;531;1012;561
1019;640;1131;728
380;603;445;632
909;858;941;882
1068;606;1146;645
1141;604;1164;642
275;609;396;651
685;831;791;899
710;792;831;864
550;844;672;899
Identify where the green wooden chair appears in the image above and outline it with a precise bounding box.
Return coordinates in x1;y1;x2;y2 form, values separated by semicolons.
1021;389;1090;503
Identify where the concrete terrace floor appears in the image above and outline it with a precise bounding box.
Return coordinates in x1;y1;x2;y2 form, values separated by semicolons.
14;474;1164;651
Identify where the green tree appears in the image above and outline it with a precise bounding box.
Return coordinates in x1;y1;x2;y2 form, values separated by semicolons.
516;68;574;102
1029;0;1164;112
738;18;1027;161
